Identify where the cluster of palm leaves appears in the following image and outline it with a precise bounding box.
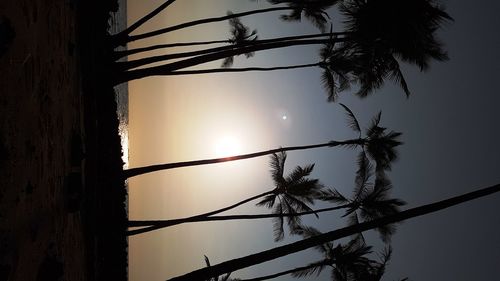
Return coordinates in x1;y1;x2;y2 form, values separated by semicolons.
114;0;452;101
244;104;405;279
116;1;454;280
319;0;452;100
290;226;396;281
256;151;326;241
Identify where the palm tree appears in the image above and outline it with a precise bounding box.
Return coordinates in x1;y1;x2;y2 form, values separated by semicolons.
116;15;260;70
112;32;332;62
166;182;500;281
111;0;176;46
114;0;451;102
255;151;326;241
127;204;350;236
122;104;401;179
322;153;406;242
235;229;374;281
127;160;401;237
337;0;452;97
127;152;328;237
112;0;339;46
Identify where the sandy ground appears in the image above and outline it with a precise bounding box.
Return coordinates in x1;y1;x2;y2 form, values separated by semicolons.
0;0;87;280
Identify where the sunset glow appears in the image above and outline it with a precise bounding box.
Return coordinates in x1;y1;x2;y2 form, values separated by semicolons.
213;135;242;157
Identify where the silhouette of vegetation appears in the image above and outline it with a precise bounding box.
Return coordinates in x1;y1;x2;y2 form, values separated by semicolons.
113;0;451;104
123;104;401;179
127;151;329;237
112;0;338;46
127;105;405;241
98;1;499;281
167;183;500;281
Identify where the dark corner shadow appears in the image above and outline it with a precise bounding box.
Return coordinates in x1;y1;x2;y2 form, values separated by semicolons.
0;16;15;58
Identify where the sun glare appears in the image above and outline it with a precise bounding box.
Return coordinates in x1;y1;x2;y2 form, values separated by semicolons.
214;135;242;157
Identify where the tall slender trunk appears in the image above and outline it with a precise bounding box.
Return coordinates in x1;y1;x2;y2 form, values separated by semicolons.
158;63;322;76
127;204;349;236
113;39;230;61
114;32;335;61
114;38;343;84
126;190;274;236
116;33;338;71
239;260;330;281
122;139;361;179
124;7;293;44
112;0;177;47
166;183;500;281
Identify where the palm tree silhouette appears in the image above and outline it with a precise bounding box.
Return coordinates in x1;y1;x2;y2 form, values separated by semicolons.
236;227;374;281
127;152;329;237
112;32;332;62
116;15;260;70
112;0;339;46
122;104;401;179
337;0;452;97
322;153;406;242
114;0;451;88
167;183;500;281
127;204;349;236
126;105;402;236
255;151;326;241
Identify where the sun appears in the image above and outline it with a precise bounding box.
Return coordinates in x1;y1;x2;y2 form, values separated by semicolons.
214;135;242;157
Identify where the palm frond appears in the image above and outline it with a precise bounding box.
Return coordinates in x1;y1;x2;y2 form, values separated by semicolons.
286;164;315;184
346;212;360;227
318;188;350;205
272;203;285;241
221;56;234;68
255;193;277;208
282;198;304;232
285;194;317;216
376;223;397;243
291;260;329;278
321;67;337;102
293;225;335;255
339;103;361;135
353;151;372;201
387;57;411;97
269;151;286;187
269;0;339;32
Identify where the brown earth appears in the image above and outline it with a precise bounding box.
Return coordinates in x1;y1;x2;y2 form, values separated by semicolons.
0;0;127;280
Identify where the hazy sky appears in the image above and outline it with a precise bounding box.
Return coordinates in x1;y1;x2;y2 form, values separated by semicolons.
126;1;500;280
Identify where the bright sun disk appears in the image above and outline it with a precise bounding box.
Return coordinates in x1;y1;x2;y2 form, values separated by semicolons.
214;135;242;157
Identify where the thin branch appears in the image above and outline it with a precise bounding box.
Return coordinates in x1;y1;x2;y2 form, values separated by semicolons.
127;204;350;236
167;183;500;281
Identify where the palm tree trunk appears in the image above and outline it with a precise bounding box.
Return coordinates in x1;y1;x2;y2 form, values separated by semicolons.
160;63;322;76
116;33;340;71
114;38;342;84
166;183;500;281
122;139;361;179
124;7;293;44
238;260;330;281
113;39;230;61
112;0;177;47
127;204;350;236
127;190;273;235
113;32;334;61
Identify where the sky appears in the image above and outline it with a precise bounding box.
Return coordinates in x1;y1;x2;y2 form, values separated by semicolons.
125;1;500;280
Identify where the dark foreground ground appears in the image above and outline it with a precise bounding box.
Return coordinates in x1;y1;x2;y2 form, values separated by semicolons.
0;0;127;280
